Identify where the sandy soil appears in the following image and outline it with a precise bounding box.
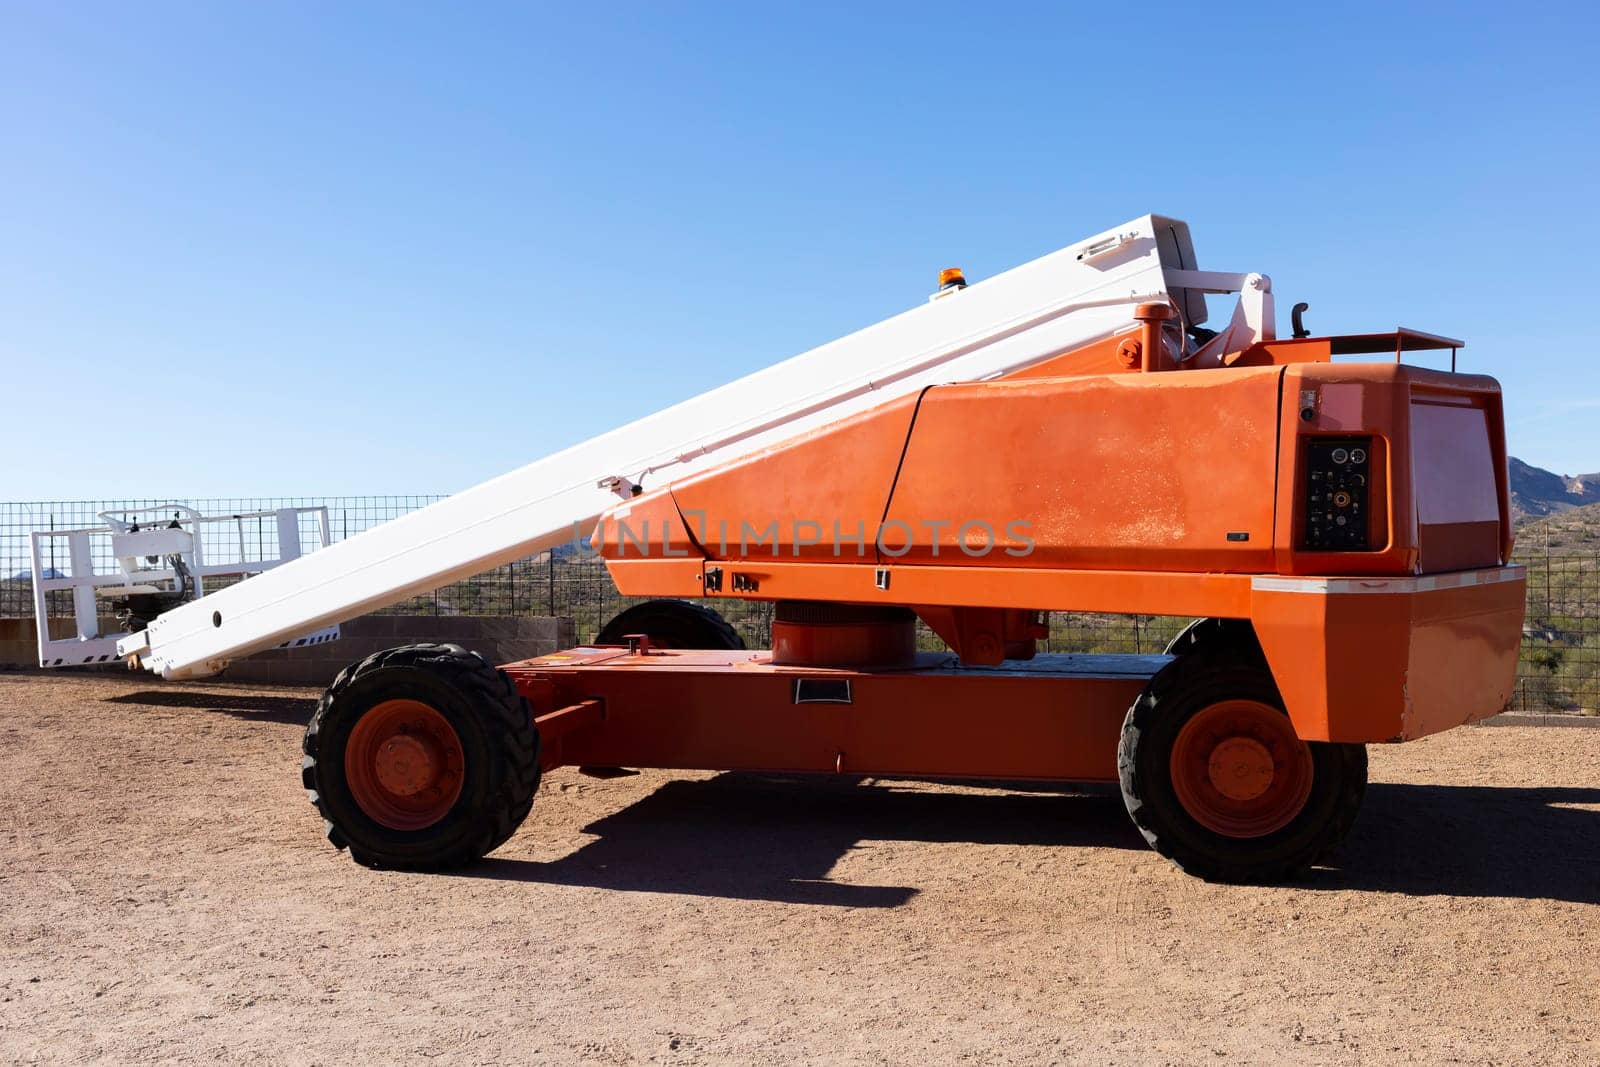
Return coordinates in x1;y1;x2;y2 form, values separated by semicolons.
1;670;1597;1065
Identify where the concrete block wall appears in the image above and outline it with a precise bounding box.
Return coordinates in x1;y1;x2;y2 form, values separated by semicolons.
0;615;122;670
0;615;576;687
0;618;40;670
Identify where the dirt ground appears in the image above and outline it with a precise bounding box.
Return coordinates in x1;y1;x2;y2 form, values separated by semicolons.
1;671;1597;1065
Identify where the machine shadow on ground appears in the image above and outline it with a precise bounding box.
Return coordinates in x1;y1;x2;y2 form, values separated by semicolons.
1313;783;1600;905
458;774;1144;907
464;774;1600;909
104;689;317;726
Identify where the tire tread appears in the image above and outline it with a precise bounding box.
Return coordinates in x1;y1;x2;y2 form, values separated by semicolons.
1118;649;1366;883
302;642;539;871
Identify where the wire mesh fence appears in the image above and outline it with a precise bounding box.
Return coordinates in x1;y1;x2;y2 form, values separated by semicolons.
1515;530;1599;715
0;496;779;645
2;497;1594;712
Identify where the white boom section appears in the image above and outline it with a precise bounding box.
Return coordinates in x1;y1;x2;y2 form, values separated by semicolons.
122;213;1240;679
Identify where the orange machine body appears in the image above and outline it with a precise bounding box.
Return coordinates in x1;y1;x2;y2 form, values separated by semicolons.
566;327;1523;751
508;647;1153;783
301;257;1528;882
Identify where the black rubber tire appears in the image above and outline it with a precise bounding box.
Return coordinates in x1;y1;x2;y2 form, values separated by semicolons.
1118;650;1366;884
1163;617;1263;659
595;599;744;649
301;643;539;870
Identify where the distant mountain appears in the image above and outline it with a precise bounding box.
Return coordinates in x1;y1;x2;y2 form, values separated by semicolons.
1508;458;1600;520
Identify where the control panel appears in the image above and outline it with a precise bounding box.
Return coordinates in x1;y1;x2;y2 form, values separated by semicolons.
1303;437;1372;551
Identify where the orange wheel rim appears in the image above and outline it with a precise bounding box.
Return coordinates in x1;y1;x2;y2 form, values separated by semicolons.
1169;699;1313;838
344;699;465;831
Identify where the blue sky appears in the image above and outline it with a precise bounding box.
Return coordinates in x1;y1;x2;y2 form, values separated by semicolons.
4;2;1598;499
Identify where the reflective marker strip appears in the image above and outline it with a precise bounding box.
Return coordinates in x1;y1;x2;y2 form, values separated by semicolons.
1250;565;1524;595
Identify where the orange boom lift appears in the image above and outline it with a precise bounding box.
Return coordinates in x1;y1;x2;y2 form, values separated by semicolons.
110;214;1526;882
478;327;1520;882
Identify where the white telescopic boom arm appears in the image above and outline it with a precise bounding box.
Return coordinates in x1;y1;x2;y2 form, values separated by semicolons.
122;214;1223;679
